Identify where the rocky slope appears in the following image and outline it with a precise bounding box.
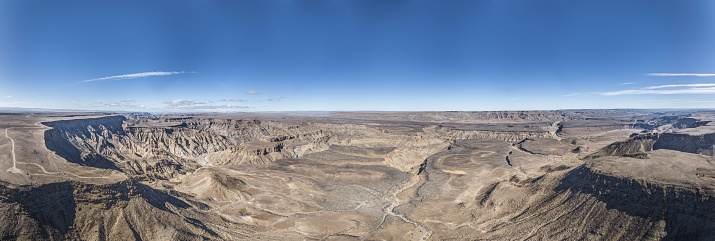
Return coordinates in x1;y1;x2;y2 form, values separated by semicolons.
410;159;715;240
2;110;714;240
330;110;567;123
554;165;715;240
588;132;715;159
42;117;339;179
0;179;222;240
41;115;563;179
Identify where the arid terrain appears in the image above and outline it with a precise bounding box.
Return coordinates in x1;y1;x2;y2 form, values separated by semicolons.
1;110;714;240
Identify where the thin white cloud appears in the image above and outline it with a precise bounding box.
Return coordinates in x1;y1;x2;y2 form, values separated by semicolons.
618;82;635;85
266;97;285;102
2;96;11;99
221;98;245;102
600;87;715;96
164;99;207;108
121;98;136;103
164;99;250;110
600;82;715;96
644;83;715;89
564;92;581;97
639;99;715;103
647;73;715;77
245;90;258;95
78;71;192;83
176;104;251;110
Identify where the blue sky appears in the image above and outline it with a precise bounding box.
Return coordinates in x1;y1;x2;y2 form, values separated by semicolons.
1;0;715;111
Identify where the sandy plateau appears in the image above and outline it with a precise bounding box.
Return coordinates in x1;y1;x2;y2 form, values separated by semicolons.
1;110;715;240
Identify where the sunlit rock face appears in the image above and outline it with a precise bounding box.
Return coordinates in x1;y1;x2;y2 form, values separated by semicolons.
1;110;715;240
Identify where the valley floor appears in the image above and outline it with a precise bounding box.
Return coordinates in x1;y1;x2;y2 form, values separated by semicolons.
0;110;714;240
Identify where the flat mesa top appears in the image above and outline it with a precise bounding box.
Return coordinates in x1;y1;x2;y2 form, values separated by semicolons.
673;112;715;135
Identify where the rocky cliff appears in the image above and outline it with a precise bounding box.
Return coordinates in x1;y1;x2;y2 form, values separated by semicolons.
3;111;715;240
422;164;715;240
588;132;715;159
42;116;559;179
330;111;566;123
40;116;400;177
0;179;220;240
555;165;715;240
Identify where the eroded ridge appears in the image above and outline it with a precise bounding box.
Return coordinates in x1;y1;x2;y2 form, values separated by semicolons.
0;110;714;240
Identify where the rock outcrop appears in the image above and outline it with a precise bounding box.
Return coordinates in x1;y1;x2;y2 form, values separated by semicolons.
41;116;561;178
0;179;220;240
588;132;715;159
2;110;713;240
555;166;715;240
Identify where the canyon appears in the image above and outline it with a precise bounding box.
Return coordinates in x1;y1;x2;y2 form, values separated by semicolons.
0;110;714;240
